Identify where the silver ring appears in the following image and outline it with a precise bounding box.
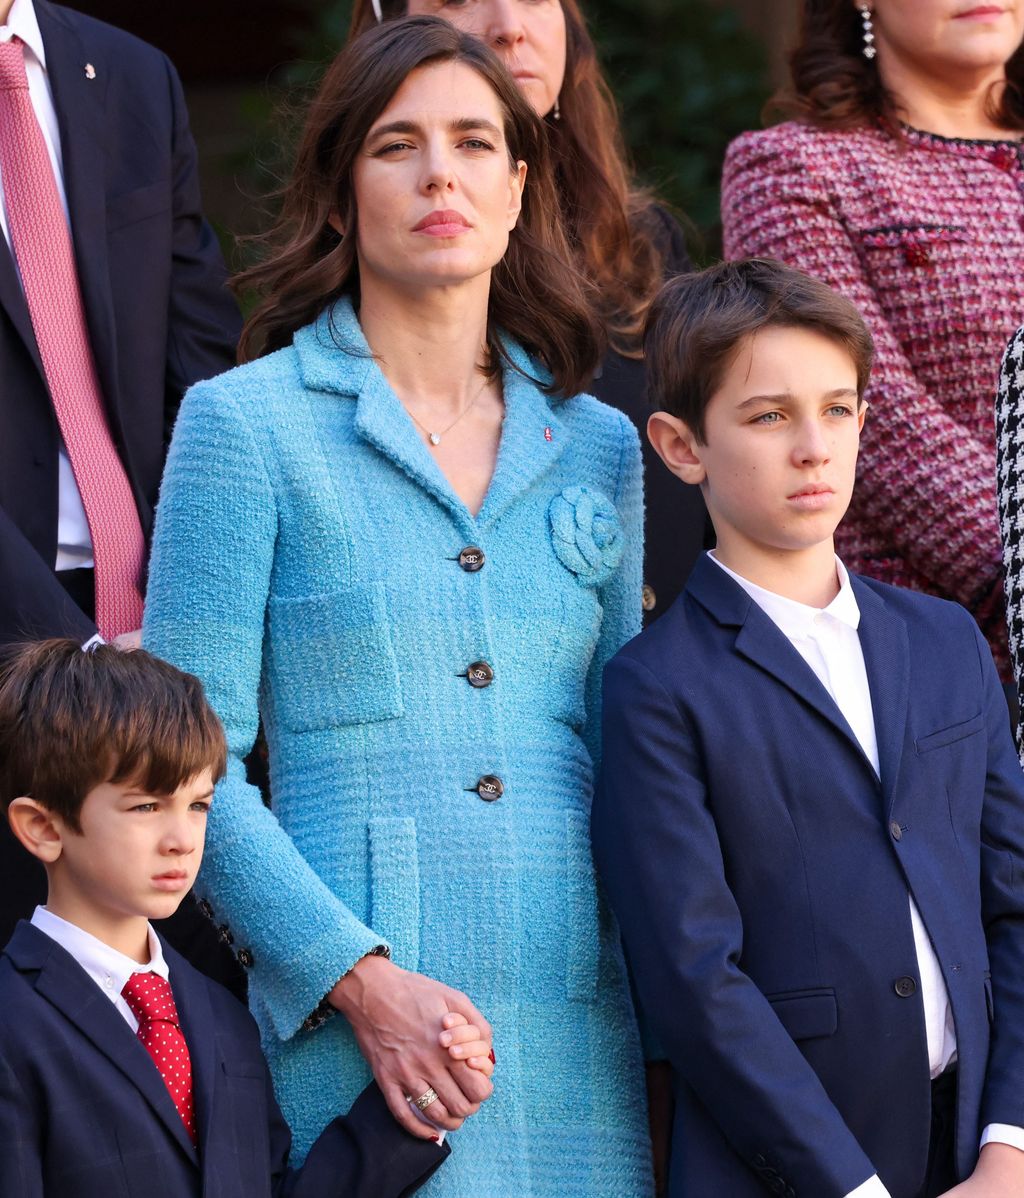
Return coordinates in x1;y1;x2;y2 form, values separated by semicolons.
414;1086;439;1112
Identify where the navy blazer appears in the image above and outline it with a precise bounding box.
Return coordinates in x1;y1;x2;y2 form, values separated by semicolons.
0;922;448;1197
0;0;240;646
592;554;1024;1198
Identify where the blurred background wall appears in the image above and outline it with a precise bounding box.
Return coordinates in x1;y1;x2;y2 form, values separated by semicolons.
83;0;796;264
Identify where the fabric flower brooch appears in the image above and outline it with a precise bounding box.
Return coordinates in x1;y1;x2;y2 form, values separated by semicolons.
548;485;624;586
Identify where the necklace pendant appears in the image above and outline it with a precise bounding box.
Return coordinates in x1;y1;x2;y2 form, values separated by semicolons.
429;432;442;446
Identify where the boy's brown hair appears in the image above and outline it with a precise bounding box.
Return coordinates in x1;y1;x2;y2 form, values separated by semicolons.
0;640;227;832
645;258;874;444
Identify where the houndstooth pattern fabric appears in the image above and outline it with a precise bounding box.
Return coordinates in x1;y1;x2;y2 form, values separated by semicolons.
723;120;1024;680
122;971;197;1144
996;326;1024;749
0;37;144;638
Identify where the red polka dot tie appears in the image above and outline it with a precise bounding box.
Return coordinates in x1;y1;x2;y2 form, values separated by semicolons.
121;972;197;1144
0;37;145;639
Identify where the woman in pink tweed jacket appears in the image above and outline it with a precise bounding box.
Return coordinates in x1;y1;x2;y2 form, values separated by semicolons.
722;1;1024;679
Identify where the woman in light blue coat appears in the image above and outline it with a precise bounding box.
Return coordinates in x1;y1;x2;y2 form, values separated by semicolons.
144;17;652;1197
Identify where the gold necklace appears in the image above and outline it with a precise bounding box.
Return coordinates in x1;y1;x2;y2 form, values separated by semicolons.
403;374;490;447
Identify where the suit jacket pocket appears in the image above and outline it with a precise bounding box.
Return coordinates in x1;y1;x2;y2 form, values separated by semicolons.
915;712;985;754
369;816;419;972
766;987;838;1041
267;583;403;732
106;180;171;232
565;809;599;1003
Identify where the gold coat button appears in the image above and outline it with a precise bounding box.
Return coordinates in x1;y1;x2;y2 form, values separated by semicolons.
642;583;657;612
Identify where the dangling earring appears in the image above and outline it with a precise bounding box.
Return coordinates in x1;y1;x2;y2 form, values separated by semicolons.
858;4;876;59
552;95;561;122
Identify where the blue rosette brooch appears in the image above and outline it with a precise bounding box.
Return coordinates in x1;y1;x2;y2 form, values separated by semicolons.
548;485;624;587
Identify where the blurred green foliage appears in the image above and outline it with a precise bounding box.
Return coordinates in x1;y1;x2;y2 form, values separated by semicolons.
236;0;769;263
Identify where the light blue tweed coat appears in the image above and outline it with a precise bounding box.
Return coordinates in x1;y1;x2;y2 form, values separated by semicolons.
143;298;654;1197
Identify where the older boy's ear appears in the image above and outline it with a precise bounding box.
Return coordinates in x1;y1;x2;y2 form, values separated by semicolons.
647;411;707;486
7;798;64;863
857;401;868;432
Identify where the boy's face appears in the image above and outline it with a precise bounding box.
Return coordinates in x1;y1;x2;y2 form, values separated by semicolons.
45;769;214;936
651;325;865;565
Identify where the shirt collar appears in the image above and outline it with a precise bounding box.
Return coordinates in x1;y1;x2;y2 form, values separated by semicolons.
0;0;46;70
31;906;170;1000
709;552;861;639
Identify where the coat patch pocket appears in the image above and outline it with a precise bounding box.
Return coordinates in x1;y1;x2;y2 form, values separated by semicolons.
858;223;969;268
766;987;838;1041
915;712;985;754
266;582;403;731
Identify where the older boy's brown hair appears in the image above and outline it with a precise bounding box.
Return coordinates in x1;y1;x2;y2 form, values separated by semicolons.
0;640;227;832
645;258;874;444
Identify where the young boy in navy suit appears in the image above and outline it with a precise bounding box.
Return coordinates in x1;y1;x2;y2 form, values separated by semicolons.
592;259;1024;1198
0;639;489;1197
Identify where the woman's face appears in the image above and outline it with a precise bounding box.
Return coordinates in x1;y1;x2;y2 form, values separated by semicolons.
868;1;1024;81
405;0;567;118
350;60;527;296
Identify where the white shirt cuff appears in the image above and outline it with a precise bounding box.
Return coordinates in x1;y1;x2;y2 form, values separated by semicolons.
845;1175;891;1198
980;1124;1024;1153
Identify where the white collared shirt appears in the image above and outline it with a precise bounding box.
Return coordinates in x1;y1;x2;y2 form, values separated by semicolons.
30;905;170;1033
709;553;1024;1195
0;0;93;569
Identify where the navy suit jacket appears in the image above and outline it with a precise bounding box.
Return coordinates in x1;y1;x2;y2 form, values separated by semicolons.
592;554;1024;1198
0;922;448;1197
0;0;241;646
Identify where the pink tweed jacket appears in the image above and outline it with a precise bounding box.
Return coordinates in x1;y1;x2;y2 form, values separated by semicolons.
722;119;1024;677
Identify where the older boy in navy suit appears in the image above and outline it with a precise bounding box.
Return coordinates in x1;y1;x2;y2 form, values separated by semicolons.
593;260;1024;1198
0;640;487;1197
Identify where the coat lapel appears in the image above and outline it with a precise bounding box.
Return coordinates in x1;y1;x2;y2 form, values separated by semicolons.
34;1;121;422
851;575;910;816
0;236;43;376
8;923;199;1165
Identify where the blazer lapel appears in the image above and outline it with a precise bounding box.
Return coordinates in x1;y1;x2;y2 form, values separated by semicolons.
35;2;121;421
166;945;217;1164
851;576;910;816
8;924;199;1165
0;236;44;376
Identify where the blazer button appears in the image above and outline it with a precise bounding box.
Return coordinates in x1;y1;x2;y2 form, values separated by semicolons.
474;775;504;802
894;975;917;998
642;583;657;612
466;661;495;688
889;821;903;841
458;546;486;572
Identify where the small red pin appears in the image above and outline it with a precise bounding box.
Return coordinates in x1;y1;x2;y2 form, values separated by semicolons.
544;426;553;442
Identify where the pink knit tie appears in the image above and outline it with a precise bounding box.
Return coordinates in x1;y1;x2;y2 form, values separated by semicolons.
0;38;144;638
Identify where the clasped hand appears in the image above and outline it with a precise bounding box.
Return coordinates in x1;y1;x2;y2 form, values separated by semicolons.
330;954;494;1140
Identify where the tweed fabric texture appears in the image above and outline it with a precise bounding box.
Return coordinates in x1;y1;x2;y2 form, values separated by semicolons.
143;299;653;1196
722;120;1024;678
121;971;197;1144
996;326;1024;745
0;36;144;638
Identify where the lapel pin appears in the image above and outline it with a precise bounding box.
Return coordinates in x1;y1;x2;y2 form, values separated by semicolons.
84;63;96;80
544;426;553;442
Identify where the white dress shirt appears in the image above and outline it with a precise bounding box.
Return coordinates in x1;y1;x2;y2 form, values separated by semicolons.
30;905;169;1032
0;0;93;570
709;553;1024;1197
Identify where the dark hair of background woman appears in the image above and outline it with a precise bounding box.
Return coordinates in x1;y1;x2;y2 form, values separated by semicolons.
349;0;664;357
235;16;604;397
777;0;1024;131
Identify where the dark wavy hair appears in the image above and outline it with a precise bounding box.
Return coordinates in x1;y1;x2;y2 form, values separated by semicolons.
347;0;666;357
236;16;604;397
776;0;1024;132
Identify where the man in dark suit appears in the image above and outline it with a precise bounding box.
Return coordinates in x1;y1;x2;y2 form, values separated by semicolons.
0;640;455;1196
0;0;241;957
593;261;1024;1197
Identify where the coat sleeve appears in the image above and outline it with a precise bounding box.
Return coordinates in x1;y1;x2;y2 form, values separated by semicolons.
973;613;1024;1128
722;130;1003;627
274;1081;449;1198
996;326;1024;749
160;53;241;439
143;381;389;1041
582;410;644;776
0;1037;44;1198
591;652;878;1196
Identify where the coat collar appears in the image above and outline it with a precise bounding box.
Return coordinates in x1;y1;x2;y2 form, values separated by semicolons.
5;920;200;1165
687;553;909;806
293;297;567;534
